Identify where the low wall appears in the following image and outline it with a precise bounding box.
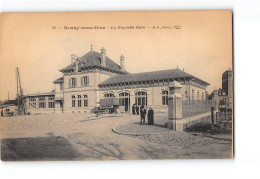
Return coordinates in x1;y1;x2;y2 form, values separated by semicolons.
175;112;213;132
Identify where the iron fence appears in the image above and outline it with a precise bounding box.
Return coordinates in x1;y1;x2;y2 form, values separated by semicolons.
182;100;216;118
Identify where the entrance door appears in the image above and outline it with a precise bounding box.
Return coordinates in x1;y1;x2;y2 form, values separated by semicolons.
119;92;130;112
124;98;130;112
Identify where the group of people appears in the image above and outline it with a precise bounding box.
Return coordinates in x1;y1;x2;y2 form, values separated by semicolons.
132;104;154;125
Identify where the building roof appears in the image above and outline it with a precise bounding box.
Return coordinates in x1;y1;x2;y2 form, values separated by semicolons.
24;92;55;98
100;68;210;86
53;77;63;84
59;51;127;74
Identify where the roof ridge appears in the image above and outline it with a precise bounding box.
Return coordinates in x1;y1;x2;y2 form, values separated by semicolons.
115;68;185;76
100;68;210;86
60;50;126;73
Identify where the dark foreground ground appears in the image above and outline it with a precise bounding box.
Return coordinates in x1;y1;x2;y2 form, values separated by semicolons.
0;113;233;161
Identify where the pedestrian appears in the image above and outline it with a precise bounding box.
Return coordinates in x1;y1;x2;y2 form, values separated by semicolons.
132;104;136;115
136;105;139;115
147;107;154;125
94;107;99;117
140;105;146;125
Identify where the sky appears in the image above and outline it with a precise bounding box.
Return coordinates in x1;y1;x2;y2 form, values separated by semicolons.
0;10;232;101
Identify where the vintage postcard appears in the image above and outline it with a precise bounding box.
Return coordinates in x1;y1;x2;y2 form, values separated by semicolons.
0;10;233;161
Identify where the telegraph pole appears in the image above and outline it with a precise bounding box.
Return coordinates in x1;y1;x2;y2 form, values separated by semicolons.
16;67;20;115
17;68;26;115
16;67;26;115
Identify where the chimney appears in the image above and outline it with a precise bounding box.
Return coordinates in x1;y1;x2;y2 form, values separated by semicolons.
100;47;106;66
71;53;77;64
75;58;79;72
120;55;125;71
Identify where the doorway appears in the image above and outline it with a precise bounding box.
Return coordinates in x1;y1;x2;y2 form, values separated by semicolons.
119;92;130;112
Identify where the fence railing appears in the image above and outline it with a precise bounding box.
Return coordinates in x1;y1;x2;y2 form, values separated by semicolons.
182;100;216;118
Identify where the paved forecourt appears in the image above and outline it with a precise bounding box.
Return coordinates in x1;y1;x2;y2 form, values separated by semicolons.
1;113;232;160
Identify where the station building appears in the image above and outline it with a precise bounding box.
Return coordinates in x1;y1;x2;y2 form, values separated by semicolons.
24;47;210;114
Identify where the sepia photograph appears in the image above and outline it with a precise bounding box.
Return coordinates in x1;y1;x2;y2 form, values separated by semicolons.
0;10;233;161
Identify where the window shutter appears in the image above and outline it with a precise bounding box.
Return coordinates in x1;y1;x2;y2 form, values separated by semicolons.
75;78;77;87
69;78;71;88
87;76;89;86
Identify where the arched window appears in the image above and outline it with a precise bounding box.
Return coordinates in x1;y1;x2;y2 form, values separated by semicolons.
197;91;200;100
83;95;88;107
162;90;168;105
119;92;130;97
78;95;81;107
72;95;76;107
135;91;147;106
192;89;194;101
104;93;115;98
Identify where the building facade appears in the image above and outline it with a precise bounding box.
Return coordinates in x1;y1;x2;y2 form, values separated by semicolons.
24;92;55;114
24;47;210;114
208;69;233;110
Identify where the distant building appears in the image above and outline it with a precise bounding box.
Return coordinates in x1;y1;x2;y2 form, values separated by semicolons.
222;69;233;97
208;69;233;110
24;47;210;114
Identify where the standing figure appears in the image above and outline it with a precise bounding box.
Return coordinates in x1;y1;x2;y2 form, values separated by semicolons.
132;104;136;115
147;107;154;125
94;107;99;117
136;105;139;115
140;105;147;125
